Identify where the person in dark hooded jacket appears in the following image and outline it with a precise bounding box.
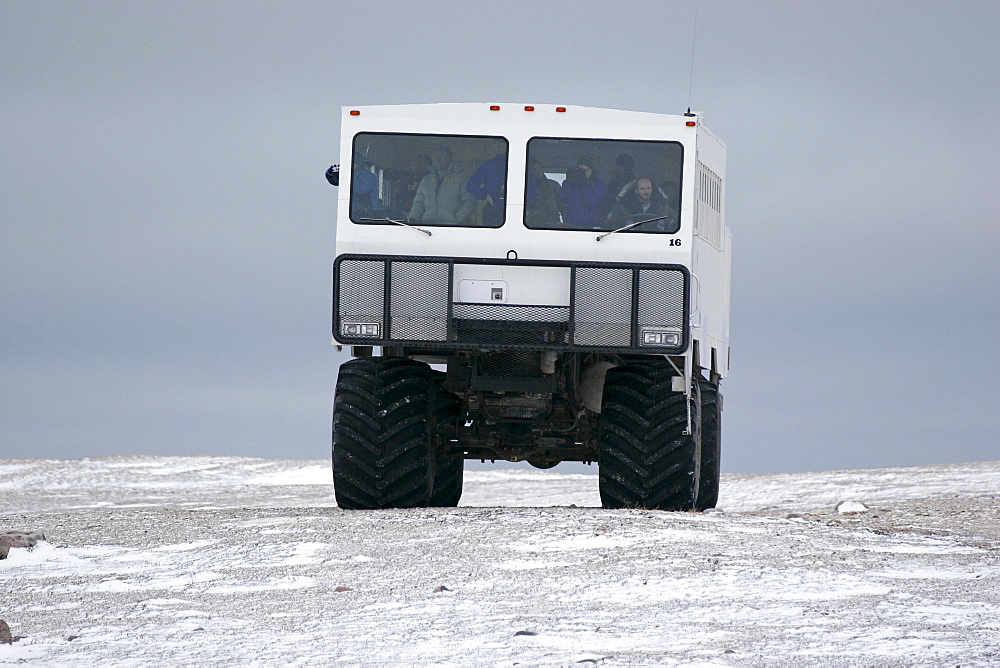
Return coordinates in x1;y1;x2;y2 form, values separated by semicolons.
558;153;606;229
608;177;676;232
602;153;635;216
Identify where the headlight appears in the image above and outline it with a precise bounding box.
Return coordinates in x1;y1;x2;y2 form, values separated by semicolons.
342;322;380;338
641;329;680;346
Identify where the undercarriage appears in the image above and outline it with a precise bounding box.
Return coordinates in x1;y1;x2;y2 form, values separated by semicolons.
332;346;721;512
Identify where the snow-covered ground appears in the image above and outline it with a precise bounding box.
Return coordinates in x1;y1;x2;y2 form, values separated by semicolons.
1;457;998;666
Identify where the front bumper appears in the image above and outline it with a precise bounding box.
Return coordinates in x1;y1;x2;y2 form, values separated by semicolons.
333;254;689;354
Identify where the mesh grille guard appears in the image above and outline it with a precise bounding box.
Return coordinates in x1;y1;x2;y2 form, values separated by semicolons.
333;254;689;353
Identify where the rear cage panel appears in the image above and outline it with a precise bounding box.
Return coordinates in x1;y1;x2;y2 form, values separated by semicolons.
333;254;690;354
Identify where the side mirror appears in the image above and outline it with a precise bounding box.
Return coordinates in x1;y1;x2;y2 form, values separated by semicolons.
325;165;340;186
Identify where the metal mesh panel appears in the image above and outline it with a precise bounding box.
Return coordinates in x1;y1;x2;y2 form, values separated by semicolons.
389;261;449;341
336;254;685;351
338;260;384;324
637;269;685;330
452;304;569;322
454;319;569;346
573;267;632;347
479;351;544;377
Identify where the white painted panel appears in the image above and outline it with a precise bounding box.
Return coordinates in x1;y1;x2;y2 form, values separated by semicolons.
453;264;570;306
458;279;508;304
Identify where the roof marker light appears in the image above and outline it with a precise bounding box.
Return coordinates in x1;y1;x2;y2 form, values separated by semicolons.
350;110;360;116
686;121;696;127
490;105;500;111
524;105;535;111
556;107;567;112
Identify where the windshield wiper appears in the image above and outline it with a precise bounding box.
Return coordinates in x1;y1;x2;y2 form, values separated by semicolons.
595;214;672;241
359;217;433;237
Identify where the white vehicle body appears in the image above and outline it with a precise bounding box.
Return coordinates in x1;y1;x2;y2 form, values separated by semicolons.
329;103;731;511
334;103;729;383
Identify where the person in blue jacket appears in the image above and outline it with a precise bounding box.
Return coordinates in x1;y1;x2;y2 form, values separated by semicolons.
558;153;606;229
465;138;507;226
350;154;381;220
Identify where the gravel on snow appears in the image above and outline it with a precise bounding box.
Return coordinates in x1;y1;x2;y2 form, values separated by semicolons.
1;457;998;666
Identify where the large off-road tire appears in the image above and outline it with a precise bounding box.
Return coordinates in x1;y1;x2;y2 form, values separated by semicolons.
430;456;463;507
332;357;436;509
696;380;722;510
429;372;463;507
598;361;701;511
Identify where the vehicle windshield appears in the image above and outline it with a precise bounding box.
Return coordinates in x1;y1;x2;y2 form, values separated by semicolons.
351;133;508;228
524;137;683;233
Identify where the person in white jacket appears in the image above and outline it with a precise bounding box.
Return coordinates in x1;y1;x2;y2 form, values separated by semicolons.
408;145;475;225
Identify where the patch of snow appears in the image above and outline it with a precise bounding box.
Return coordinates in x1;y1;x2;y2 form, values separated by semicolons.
150;540;217;552
495;560;579;570
246;465;332;486
0;457;997;665
837;500;869;514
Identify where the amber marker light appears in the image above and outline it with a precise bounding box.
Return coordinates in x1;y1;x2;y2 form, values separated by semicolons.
350;110;360;116
524;106;535;111
556;107;567;112
686;121;696;127
490;105;501;111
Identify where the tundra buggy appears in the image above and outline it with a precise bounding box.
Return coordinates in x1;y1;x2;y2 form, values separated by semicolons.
329;103;730;510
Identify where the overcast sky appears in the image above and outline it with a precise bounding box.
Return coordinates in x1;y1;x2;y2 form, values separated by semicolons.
2;1;998;473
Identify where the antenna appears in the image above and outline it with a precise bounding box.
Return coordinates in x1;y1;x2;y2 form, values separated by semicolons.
686;5;698;116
